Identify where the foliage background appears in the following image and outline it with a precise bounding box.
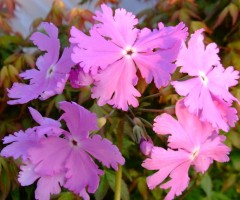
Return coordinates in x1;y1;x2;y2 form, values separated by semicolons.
0;0;239;199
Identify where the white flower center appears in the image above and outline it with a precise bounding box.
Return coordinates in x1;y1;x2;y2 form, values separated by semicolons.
199;71;208;86
46;65;55;78
122;46;137;59
189;146;200;160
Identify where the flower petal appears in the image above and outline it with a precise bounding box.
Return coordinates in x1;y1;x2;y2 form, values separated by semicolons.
81;134;125;170
35;173;65;200
135;22;187;51
7;83;42;105
142;147;190;190
29;136;71;175
160;160;191;200
70;26;121;73
64;149;103;194
176;29;220;76
153;114;194;150
59;101;98;139
1;128;40;161
91;58;141;111
30;22;60;65
18;162;40;186
93;4;139;46
135;52;176;88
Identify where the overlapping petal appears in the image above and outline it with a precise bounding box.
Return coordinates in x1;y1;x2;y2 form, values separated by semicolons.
29;136;71;175
92;58;140;110
59;101;98;138
173;29;239;131
1;128;40;161
70;27;122;73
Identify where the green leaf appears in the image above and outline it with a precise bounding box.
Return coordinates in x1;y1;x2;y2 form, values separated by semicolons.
228;130;240;149
11;188;20;200
94;174;109;200
200;173;212;199
106;170;129;200
211;191;230;200
221;174;237;192
137;177;148;200
231;150;240;171
57;192;74;200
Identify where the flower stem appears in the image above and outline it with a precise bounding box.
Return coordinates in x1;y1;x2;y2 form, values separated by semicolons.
114;120;124;200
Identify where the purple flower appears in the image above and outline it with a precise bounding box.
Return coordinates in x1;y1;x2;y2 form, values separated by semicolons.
142;99;230;200
8;22;74;104
172;29;239;131
70;4;187;110
1;102;124;200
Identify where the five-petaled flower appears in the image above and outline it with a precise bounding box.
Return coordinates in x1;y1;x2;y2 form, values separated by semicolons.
7;22;74;104
1;102;125;200
142;99;230;200
70;4;187;110
172;29;239;131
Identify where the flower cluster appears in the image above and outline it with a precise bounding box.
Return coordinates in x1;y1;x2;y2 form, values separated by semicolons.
1;101;124;200
172;29;239;131
1;3;239;200
142;30;239;199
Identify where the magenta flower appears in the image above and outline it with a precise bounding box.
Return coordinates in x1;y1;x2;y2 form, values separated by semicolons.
142;99;230;200
8;22;74;105
69;66;93;88
1;102;124;200
70;4;187;110
172;29;239;131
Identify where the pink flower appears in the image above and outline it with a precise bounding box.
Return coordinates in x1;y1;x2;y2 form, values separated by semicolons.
8;22;74;104
172;29;239;131
69;66;93;88
142;99;230;200
70;4;187;110
140;137;154;156
1;101;124;200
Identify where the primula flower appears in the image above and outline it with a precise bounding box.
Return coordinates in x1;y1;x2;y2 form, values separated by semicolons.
1;102;124;200
8;22;74;104
69;66;93;88
142;99;230;200
70;4;187;110
172;29;239;131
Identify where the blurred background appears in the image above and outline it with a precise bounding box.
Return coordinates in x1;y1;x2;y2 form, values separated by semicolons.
0;0;240;200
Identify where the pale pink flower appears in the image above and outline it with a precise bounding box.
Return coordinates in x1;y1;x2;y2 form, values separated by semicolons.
142;99;230;200
70;4;187;110
172;29;239;131
8;22;74;104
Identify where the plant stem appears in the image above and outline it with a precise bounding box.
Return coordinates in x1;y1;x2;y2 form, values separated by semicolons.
140;93;161;101
114;120;124;200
